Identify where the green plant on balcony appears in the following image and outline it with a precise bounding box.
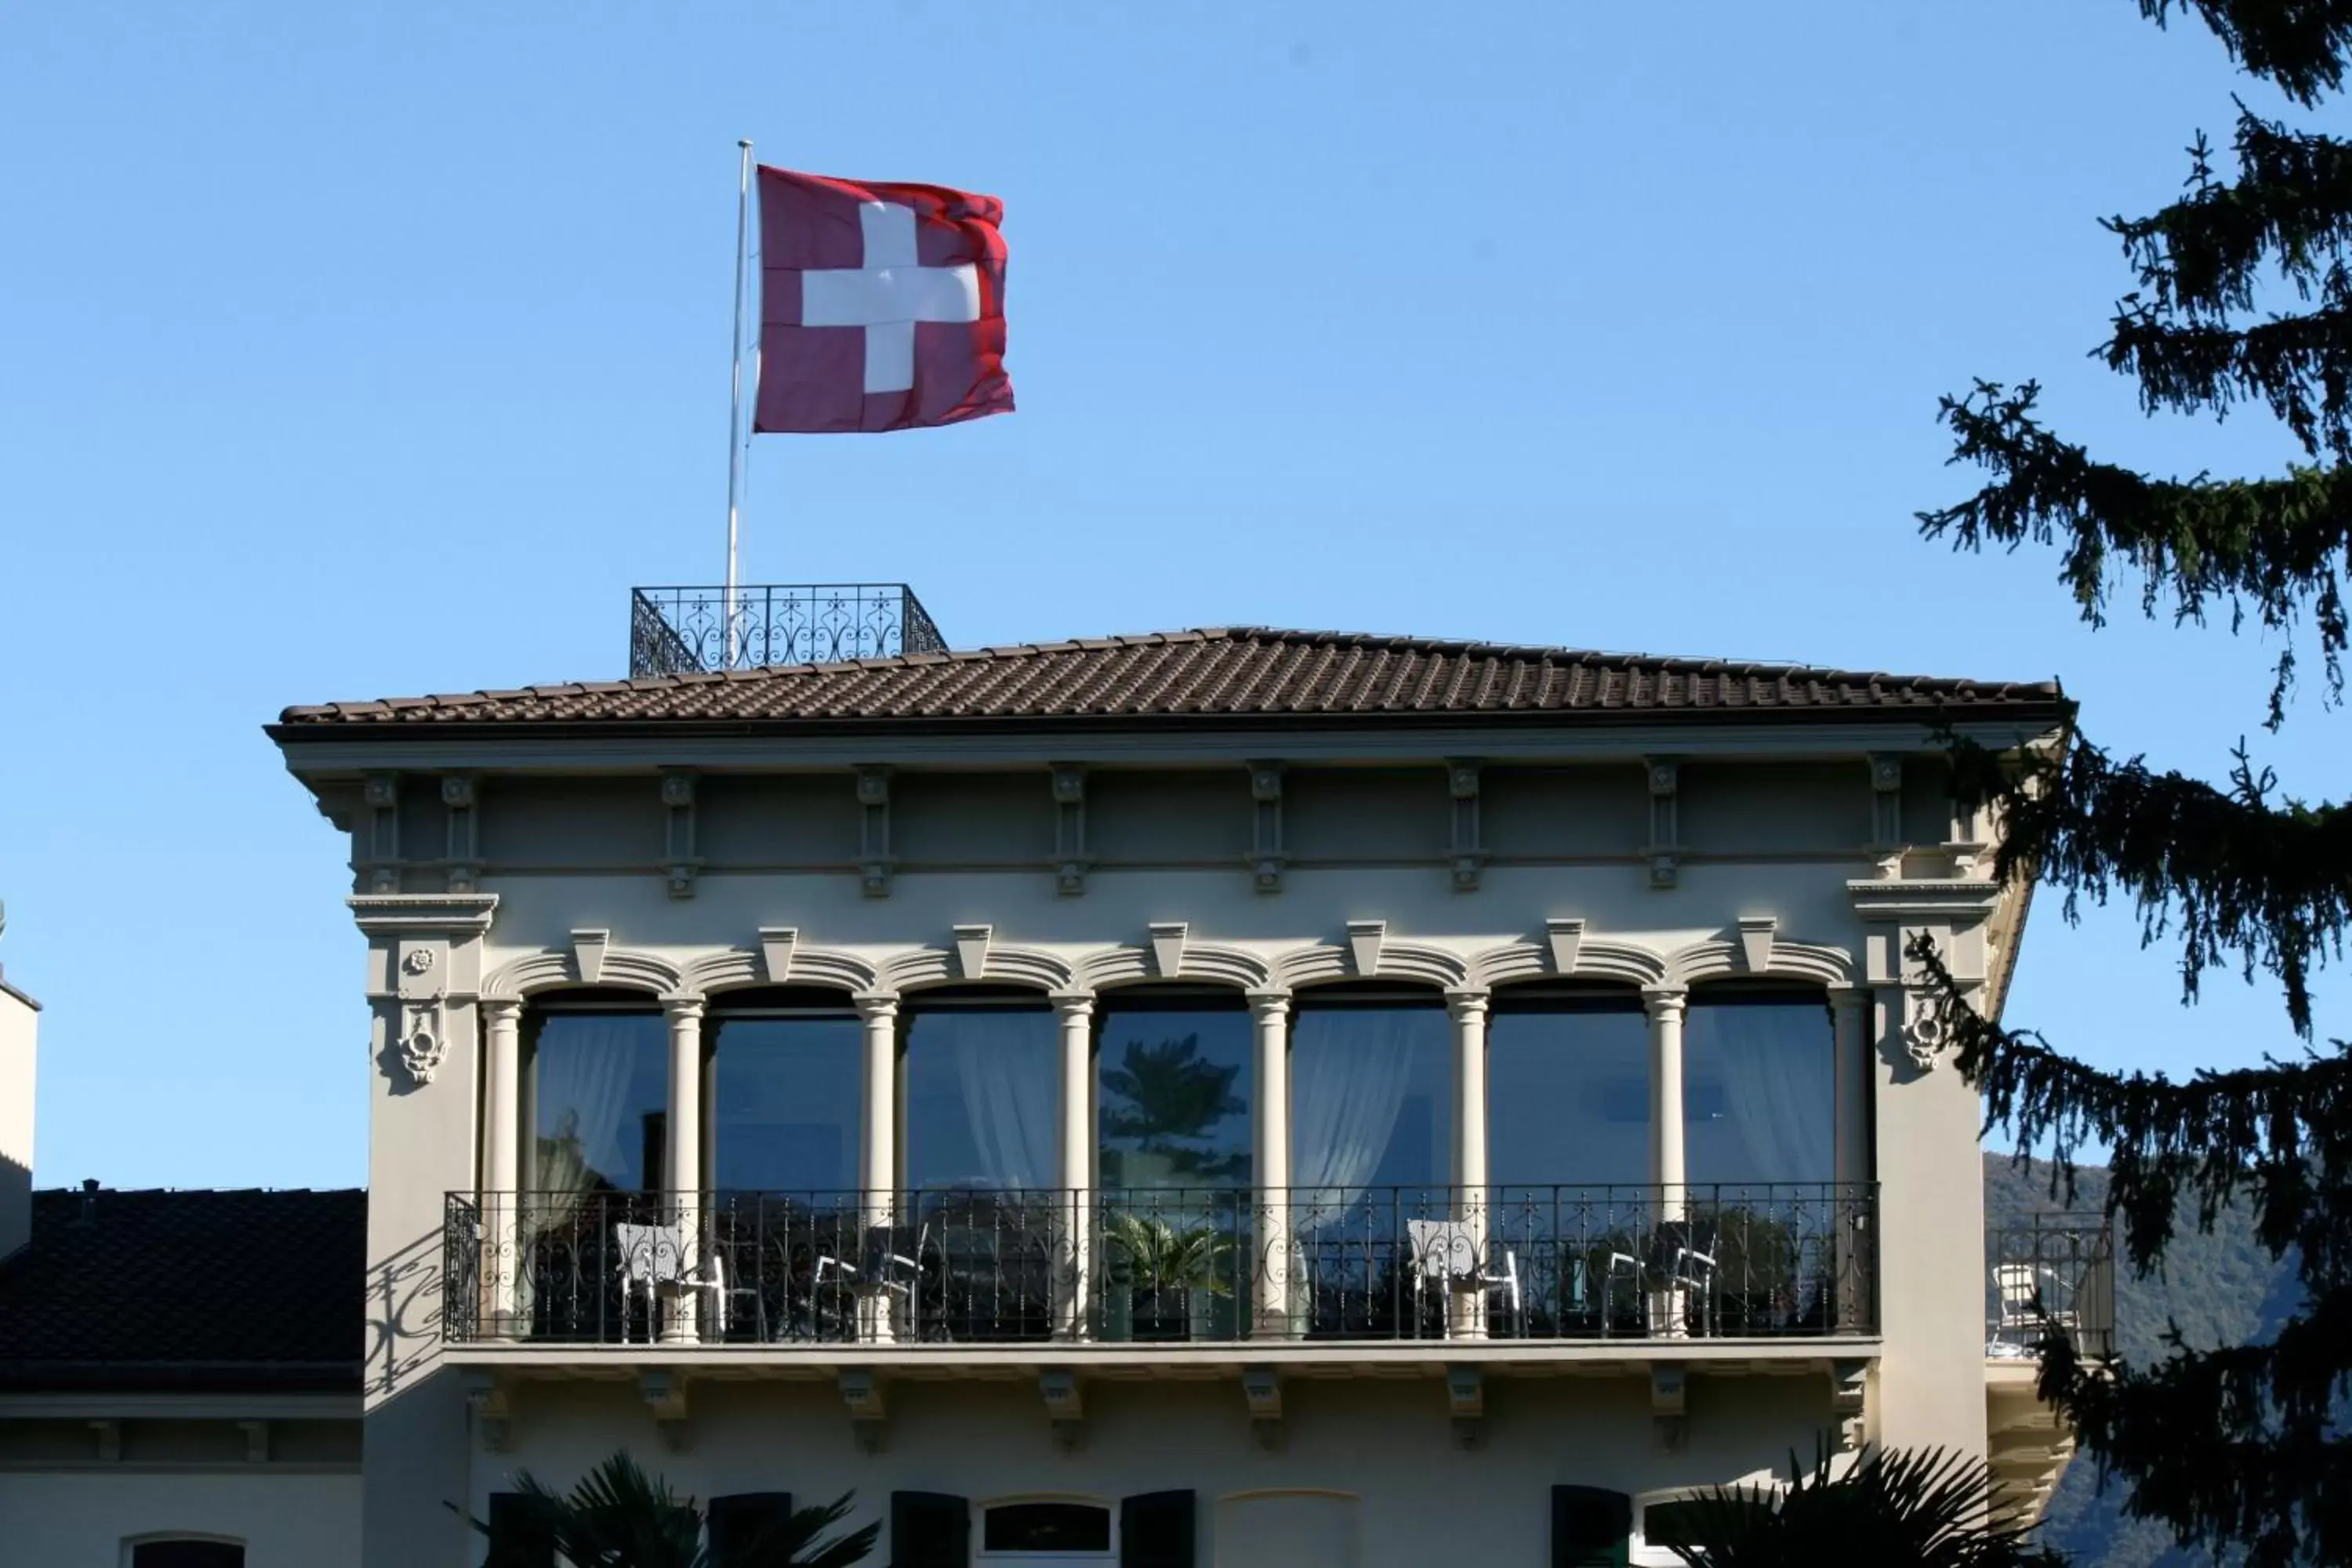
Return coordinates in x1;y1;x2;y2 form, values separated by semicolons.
1103;1211;1233;1341
454;1449;877;1566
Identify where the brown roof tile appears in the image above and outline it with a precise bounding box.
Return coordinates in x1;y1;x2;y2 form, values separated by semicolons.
271;627;2066;733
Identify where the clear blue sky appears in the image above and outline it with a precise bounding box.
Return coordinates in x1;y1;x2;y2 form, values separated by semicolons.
1;2;2336;1189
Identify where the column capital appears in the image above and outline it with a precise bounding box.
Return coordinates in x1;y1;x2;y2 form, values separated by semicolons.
1443;988;1490;1023
660;996;706;1025
479;996;524;1025
1049;991;1096;1020
1641;985;1689;1020
1824;982;1870;1014
852;993;900;1024
1245;989;1292;1021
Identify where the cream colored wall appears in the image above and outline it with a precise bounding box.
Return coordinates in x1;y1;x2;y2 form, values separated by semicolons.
0;985;37;1261
0;1470;359;1566
464;1377;1830;1568
321;753;2027;1567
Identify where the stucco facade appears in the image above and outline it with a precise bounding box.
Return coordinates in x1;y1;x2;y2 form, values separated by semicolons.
267;627;2067;1566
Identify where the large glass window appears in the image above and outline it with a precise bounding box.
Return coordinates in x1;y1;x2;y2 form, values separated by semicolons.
1290;992;1452;1198
903;1000;1059;1191
1684;989;1835;1188
709;1007;862;1192
528;1009;668;1195
1487;991;1650;1189
1097;999;1251;1190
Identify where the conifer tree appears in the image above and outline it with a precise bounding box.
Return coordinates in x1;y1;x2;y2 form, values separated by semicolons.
1919;5;2352;1563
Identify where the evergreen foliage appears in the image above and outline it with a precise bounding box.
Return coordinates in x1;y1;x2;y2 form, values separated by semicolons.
454;1450;878;1568
1657;1444;2061;1568
1920;4;2352;1562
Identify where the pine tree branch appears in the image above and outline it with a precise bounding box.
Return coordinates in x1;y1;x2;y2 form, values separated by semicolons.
1915;938;2352;1563
1947;730;2352;1033
2140;1;2352;106
1922;382;2352;718
2107;112;2352;318
2107;292;2352;458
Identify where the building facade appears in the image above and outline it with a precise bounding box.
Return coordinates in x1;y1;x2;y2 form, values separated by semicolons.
264;623;2083;1566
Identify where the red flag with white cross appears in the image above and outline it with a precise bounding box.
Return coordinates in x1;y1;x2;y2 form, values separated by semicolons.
753;166;1014;434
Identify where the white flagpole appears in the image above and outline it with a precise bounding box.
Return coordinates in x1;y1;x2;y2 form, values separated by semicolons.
722;137;754;668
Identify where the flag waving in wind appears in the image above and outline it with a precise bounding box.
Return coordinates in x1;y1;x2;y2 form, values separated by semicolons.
753;166;1014;434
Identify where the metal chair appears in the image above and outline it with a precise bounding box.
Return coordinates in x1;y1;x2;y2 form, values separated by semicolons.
613;1221;728;1341
1991;1262;2077;1347
1405;1218;1524;1338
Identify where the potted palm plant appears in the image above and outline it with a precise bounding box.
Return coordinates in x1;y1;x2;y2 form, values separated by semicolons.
1103;1211;1232;1341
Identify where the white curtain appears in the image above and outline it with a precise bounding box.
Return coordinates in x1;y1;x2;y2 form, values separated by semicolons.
532;1014;653;1205
946;1011;1058;1190
1688;999;1834;1188
1290;1009;1424;1217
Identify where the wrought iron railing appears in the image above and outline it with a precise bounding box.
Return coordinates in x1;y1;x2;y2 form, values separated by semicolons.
442;1184;1877;1347
627;584;947;677
1987;1214;2116;1361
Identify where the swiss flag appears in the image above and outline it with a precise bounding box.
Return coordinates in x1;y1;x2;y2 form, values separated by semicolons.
753;166;1014;434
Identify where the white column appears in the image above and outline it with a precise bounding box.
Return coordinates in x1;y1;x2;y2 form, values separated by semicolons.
1446;989;1490;1340
854;996;900;1344
659;998;704;1344
1829;983;1872;1330
480;998;523;1335
1644;985;1689;1338
1248;990;1292;1338
1052;993;1095;1341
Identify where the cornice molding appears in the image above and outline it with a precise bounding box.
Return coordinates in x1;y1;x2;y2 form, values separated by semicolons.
347;894;499;938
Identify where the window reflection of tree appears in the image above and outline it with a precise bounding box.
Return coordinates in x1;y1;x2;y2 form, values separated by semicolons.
1099;1032;1247;1185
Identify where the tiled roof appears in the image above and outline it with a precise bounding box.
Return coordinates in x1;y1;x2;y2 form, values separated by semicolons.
0;1188;365;1393
274;627;2065;731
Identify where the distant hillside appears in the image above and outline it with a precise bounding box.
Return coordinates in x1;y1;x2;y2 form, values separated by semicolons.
1983;1154;2297;1568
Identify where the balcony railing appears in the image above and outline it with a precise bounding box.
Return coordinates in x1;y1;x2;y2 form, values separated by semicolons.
628;584;947;677
1987;1214;2116;1361
443;1183;1878;1348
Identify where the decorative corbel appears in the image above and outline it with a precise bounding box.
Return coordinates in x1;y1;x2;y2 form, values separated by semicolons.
1546;916;1586;975
1446;1364;1484;1450
463;1372;513;1454
1241;1365;1284;1451
238;1419;270;1464
641;1371;689;1453
1944;797;1990;880
441;774;480;894
361;771;401;893
1050;764;1090;896
1247;761;1286;894
1040;1369;1085;1453
1148;922;1188;979
1650;1366;1688;1453
659;769;701;899
953;924;992;982
571;928;610;986
1737;916;1778;974
1345;919;1385;978
1868;753;1906;878
758;927;798;984
840;1370;887;1454
855;768;893;898
1830;1360;1870;1453
395;942;448;1087
1642;758;1682;889
1446;759;1485;892
89;1420;121;1463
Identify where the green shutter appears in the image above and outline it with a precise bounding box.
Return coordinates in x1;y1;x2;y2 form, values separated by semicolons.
1552;1486;1632;1567
708;1491;792;1566
891;1490;970;1568
485;1493;556;1568
1120;1490;1196;1567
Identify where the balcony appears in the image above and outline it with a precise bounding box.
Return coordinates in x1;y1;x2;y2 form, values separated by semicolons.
1987;1214;2116;1362
628;583;947;677
443;1183;1878;1353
